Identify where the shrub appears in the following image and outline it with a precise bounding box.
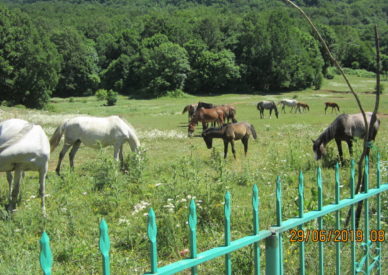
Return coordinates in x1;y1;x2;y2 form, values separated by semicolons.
106;90;118;106
164;89;189;98
95;89;108;101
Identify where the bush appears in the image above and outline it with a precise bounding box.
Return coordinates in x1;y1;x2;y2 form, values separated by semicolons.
164;89;190;98
106;90;118;106
95;89;108;101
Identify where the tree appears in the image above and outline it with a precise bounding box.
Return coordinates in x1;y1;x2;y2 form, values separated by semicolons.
138;36;191;97
0;6;60;108
51;28;100;97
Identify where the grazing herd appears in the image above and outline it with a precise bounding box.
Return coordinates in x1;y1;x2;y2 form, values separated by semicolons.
0;97;381;213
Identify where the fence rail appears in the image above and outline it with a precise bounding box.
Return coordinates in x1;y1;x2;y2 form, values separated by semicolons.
40;155;387;274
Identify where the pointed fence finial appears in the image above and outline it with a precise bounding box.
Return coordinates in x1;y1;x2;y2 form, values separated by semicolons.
147;208;158;273
40;231;53;275
99;219;110;275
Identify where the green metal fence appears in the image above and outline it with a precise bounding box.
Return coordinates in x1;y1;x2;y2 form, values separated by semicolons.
40;155;387;274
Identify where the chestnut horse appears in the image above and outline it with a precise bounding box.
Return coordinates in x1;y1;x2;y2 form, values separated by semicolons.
324;102;340;114
188;107;224;137
296;102;310;113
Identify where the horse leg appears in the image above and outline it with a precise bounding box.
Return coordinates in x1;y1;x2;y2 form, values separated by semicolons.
269;109;272;119
39;164;48;214
223;140;229;158
325;106;327;114
56;143;72;175
7;171;13;202
346;140;353;157
242;137;248;156
231;140;236;159
335;139;344;162
69;140;81;171
9;166;22;212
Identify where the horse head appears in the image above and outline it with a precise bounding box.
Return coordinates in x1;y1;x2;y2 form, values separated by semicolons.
201;130;213;149
188;122;196;137
312;139;326;160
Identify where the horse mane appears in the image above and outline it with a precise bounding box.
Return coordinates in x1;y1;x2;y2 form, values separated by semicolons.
317;114;347;145
0;123;34;153
182;105;189;114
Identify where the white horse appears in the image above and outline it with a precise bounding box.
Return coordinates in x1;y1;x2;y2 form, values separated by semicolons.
0;119;49;213
278;99;298;113
50;116;140;175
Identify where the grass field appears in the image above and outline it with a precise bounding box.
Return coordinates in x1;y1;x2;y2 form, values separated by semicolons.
0;75;387;274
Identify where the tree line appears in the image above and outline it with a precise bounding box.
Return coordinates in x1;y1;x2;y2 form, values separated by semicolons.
0;0;387;108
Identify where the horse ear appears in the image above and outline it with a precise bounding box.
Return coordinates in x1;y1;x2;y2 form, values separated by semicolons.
311;139;315;144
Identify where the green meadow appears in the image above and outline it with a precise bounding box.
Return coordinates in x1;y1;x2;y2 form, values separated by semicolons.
0;75;387;274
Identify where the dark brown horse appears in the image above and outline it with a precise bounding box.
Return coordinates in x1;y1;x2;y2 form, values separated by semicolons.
188;107;224;137
201;122;257;159
324;102;340;114
312;112;380;161
296;102;310;113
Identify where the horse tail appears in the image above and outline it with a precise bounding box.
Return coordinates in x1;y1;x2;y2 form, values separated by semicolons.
249;124;257;140
50;122;66;152
230;107;237;123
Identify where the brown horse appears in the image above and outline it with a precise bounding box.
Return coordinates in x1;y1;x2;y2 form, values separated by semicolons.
201;122;257;159
296;102;310;113
324;102;340;114
188;107;224;137
182;103;198;122
218;104;237;123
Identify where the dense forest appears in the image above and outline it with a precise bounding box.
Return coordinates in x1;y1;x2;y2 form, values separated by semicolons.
0;0;387;108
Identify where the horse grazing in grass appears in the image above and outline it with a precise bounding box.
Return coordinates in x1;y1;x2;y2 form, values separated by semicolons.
279;99;298;113
50;116;140;175
296;102;310;113
312;112;380;161
0;119;49;213
182;104;198;122
324;102;340;114
201;122;257;159
257;101;279;119
188;107;224;137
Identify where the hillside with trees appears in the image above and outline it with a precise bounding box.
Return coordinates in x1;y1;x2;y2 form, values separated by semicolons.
0;0;387;108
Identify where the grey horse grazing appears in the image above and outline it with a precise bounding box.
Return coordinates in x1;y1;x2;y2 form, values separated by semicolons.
312;112;380;161
201;122;257;159
257;101;279;119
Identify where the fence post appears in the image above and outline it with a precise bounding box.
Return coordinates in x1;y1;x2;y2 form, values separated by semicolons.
189;199;198;275
148;208;158;274
335;163;341;275
298;171;305;275
224;191;232;275
350;160;356;275
376;153;381;275
40;231;53;275
275;176;283;275
265;234;280;275
317;167;324;275
252;184;260;275
363;156;370;275
99;219;111;275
